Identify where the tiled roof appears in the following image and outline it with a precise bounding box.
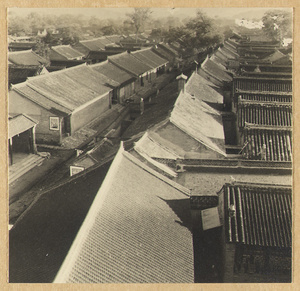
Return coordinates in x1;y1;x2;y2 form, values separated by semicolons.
241;125;292;161
185;72;223;104
201;57;232;83
108;51;153;76
8;50;49;66
9;160;112;283
210;53;227;67
219;46;238;59
9;65;40;84
62;63;119;88
13;66;112;112
237;102;292;128
91;60;135;84
158;43;180;56
134;131;184;160
222;183;292;248
54;147;194;283
236;91;292;103
151;46;175;62
104;35;122;44
132;48;168;69
234;76;292;92
11;83;72;115
51;45;84;60
263;50;286;63
170;90;226;156
79;37;111;51
9;114;38;138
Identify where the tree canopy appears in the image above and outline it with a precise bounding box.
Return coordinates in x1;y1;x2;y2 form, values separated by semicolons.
262;10;292;42
126;8;152;35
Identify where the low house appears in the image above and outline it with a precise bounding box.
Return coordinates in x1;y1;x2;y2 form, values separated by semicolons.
72;37;114;56
91;60;136;104
108;51;153;87
54;145;194;283
9;66;113;145
131;47;168;79
8;50;50;85
218;183;292;283
8;114;38;165
49;45;85;67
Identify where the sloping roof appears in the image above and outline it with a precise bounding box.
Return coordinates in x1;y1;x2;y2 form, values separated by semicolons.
222;183;291;248
91;60;135;85
158;43;180;56
51;45;84;60
11;82;72;115
234;77;292;92
24;66;112;111
211;52;228;67
8;50;49;66
134;131;184;160
132;48;168;69
79;38;110;51
185;72;223;104
151;46;175;62
201;57;232;83
170;90;226;156
108;51;153;76
9;114;38;138
9;65;40;84
236;91;292;103
9;160;112;283
54;146;194;283
241;124;292;161
62;63;119;88
237;101;292;128
105;35;122;44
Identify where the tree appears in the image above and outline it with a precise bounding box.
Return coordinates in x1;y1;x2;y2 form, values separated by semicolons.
262;10;292;42
126;8;152;37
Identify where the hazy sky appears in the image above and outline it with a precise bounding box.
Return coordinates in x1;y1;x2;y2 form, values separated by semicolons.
9;7;292;20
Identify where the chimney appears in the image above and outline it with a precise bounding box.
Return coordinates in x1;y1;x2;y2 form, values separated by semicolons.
176;73;188;93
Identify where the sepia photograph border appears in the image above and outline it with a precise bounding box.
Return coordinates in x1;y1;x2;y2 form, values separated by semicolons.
1;0;299;290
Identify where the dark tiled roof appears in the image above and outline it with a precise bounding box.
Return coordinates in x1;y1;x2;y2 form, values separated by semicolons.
8;50;49;66
210;53;227;67
236;91;292;103
91;60;135;84
241;125;292;161
51;45;84;60
223;183;292;248
9;161;112;283
108;52;153;76
9;65;39;84
234;77;292;92
132;48;168;69
237;102;292;128
54;148;194;283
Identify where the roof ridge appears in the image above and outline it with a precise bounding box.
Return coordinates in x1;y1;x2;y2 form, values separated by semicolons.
123;150;190;196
